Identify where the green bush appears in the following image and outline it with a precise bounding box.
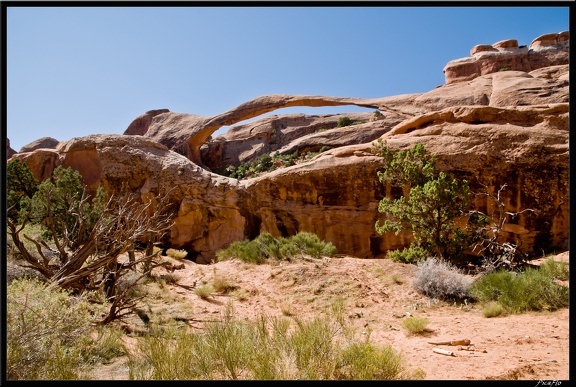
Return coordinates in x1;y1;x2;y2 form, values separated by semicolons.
402;315;430;335
482;301;504;318
337;116;352;127
412;257;473;300
387;244;429;263
336;341;424;380
7;277;107;380
469;261;569;313
216;232;337;264
290;231;338;258
26;166;107;245
538;257;569;281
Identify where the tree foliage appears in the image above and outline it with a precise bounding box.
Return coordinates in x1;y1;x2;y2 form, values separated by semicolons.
6;160;175;324
6;158;39;222
372;140;488;263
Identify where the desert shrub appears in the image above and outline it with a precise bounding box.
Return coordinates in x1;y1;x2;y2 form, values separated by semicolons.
469;263;569;313
216;238;265;264
6;158;39;222
232;288;250;301
216;232;337;264
537;257;569;281
402;315;430;335
482;301;504;318
289;231;338;258
128;324;215;380
387;244;429;263
412;257;473;300
7;163;175;325
166;248;188;260
194;284;216;299
212;268;237;293
289;315;340;379
274;151;298;164
337;116;352;127
335;341;424;380
7;277;107;380
373;140;488;263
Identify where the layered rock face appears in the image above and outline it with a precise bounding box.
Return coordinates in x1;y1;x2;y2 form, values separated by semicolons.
443;31;569;85
10;33;569;264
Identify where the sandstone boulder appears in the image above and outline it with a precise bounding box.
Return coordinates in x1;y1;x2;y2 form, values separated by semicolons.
124;109;170;136
19;136;60;153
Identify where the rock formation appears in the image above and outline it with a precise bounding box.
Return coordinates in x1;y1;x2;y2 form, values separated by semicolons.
10;33;569;264
19;136;60;153
443;31;569;85
124;109;170;136
6;138;16;159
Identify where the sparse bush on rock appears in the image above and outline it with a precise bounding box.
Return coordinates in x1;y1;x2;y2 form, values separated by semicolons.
337;116;352;127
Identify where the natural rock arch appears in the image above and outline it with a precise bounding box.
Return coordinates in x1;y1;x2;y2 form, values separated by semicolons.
184;94;399;166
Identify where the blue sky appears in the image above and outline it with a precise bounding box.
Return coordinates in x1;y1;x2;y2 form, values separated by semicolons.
5;5;570;152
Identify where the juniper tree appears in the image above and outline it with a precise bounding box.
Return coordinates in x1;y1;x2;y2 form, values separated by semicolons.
6;161;175;323
372;140;487;263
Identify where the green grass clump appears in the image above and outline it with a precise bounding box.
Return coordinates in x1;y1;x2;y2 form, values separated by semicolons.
402;315;430;335
469;258;569;313
7;277;109;380
216;232;337;264
194;284;216;300
538;257;569;281
335;341;424;380
212;268;237;294
482;301;504;318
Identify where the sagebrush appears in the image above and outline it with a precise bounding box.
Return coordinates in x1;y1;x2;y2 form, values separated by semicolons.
412;257;473;300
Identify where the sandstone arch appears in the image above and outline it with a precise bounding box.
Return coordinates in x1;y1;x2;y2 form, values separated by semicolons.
185;94;388;166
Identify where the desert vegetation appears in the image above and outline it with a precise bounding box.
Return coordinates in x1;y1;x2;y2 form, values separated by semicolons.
220;147;331;180
125;301;425;380
5;143;569;380
216;231;337;264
